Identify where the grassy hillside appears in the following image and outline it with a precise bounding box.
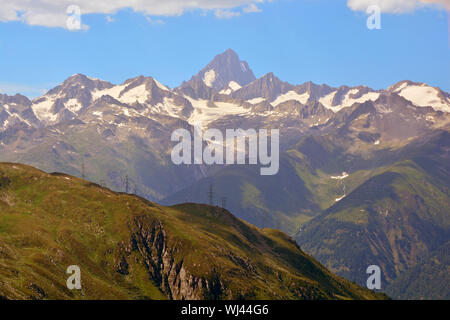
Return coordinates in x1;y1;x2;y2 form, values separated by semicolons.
386;240;450;300
0;162;384;300
296;159;450;284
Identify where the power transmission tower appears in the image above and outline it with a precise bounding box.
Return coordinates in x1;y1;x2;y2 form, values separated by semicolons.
208;183;214;207
207;183;216;215
221;197;227;210
124;175;129;193
81;158;85;179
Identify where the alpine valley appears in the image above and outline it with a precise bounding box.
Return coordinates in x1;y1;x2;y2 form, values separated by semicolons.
1;49;449;299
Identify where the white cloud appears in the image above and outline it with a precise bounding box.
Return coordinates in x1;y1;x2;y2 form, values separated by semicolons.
347;0;449;13
215;9;242;19
146;17;165;25
243;3;263;13
0;0;266;29
420;0;450;10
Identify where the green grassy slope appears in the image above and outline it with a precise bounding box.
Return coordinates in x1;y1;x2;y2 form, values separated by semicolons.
163;128;450;299
296;159;450;284
0;163;384;300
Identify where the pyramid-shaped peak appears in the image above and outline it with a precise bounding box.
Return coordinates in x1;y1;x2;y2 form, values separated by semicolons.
187;49;256;91
209;49;243;65
222;48;239;57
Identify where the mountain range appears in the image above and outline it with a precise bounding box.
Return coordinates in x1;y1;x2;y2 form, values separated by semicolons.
1;49;449;299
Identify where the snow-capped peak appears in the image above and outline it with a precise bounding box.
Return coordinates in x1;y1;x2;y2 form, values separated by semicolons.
389;81;450;113
318;87;380;112
186;49;256;92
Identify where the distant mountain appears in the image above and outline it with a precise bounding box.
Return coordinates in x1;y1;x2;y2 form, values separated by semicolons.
295;130;450;295
0;93;39;133
181;49;256;92
165;93;450;231
1;49;448;204
30;74;194;126
231;72;294;102
31;74;114;125
387;80;450;113
0;163;385;300
1;49;449;299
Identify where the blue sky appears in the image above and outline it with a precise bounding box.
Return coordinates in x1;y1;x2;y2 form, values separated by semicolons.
0;0;448;98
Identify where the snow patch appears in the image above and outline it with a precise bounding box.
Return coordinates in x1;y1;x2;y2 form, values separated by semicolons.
331;172;349;180
154;79;169;91
203;69;216;88
119;84;149;104
271;91;309;106
92;84;126;101
65;98;82;114
186;97;250;128
394;84;450;113
247;97;266;104
320;90;380;112
228;81;241;91
319;91;337;109
32;95;58;122
219;88;232;95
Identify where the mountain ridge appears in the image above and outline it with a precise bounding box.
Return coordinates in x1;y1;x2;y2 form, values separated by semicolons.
2;49;449;133
0;162;386;300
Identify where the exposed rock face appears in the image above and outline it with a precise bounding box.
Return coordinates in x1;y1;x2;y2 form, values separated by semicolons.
293;81;334;101
0;93;32;106
115;215;227;300
232;72;294;101
176;78;217;100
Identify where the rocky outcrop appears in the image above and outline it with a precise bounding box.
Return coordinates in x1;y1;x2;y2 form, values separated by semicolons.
232;72;293;101
115;215;228;300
